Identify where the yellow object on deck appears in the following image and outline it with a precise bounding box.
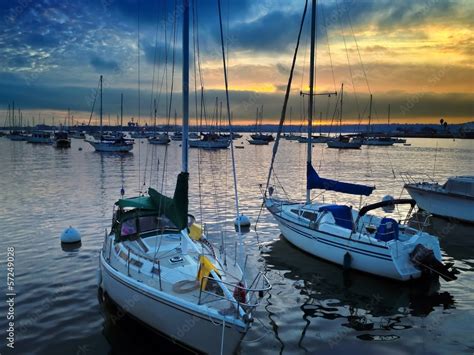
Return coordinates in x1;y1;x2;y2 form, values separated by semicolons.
189;223;203;240
197;255;220;290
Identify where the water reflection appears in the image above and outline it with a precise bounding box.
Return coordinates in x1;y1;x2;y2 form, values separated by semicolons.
98;291;193;354
60;241;82;252
263;237;455;343
410;212;474;264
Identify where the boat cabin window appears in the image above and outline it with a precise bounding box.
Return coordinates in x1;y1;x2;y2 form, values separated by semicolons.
290;209;318;221
301;211;318;221
121;218;137;237
138;215;159;233
120;214;178;238
138;215;178;233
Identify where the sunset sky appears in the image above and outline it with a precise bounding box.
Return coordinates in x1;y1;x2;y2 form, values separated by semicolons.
0;0;472;127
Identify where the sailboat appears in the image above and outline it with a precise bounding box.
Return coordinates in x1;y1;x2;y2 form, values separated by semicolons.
27;130;53;144
249;105;274;143
189;98;230;149
363;97;394;146
148;99;170;145
86;78;134;152
248;106;271;145
6;102;28;141
98;3;270;353
54;112;71;148
264;0;456;282
326;84;361;149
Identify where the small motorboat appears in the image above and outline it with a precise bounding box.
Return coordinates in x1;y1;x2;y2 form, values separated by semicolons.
405;176;474;223
27;131;53;144
54;131;71;148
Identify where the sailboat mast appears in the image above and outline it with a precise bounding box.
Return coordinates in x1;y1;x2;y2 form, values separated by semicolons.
306;0;316;204
121;93;123;128
100;75;103;137
289;106;292;133
368;94;372;134
340;83;344;135
387;103;390;126
255;107;259;133
182;0;189;173
153;98;157;135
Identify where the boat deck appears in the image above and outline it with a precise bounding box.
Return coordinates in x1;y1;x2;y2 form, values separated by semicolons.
103;232;248;318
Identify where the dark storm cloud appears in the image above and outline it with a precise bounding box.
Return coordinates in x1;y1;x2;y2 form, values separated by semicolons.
90;56;121;72
229;10;303;52
0;0;471;123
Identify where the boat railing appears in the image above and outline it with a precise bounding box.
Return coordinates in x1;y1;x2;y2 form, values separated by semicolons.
198;271;272;319
105;236;165;291
402;212;432;232
400;172;436;185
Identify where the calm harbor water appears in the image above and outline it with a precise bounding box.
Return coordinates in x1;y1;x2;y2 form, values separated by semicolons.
0;136;473;354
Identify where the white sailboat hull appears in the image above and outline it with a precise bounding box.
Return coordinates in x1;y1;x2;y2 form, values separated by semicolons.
86;140;134;152
8;135;27;141
100;253;245;354
247;139;269;145
148;136;170;145
27;136;53;144
405;185;474;223
189;139;230;149
265;200;443;281
364;140;394;146
327;140;361;149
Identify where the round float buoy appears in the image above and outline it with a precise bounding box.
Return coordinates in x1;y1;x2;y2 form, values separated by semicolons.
234;214;251;228
382;195;395;213
61;226;81;244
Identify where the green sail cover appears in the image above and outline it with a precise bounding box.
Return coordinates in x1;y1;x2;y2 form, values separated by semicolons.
115;172;189;230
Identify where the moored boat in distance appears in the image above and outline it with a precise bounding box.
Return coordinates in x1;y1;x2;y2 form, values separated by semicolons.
148;132;170;145
248;138;269;145
27;130;53;144
327;135;361;149
54;131;71;148
86;78;134;152
297;134;332;144
189;132;230;149
170;131;183;141
364;136;395;146
71;131;86;139
250;133;274;142
7;130;28;141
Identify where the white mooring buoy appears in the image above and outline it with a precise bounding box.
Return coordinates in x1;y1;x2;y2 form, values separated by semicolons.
61;226;81;244
234;214;251;228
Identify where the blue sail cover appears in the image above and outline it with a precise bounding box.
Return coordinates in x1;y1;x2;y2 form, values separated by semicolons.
307;163;374;196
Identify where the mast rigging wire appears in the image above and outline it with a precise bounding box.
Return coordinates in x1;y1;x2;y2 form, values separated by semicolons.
264;0;309;196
